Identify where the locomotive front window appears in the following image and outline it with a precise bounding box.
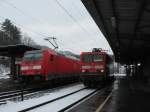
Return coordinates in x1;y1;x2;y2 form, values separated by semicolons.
82;54;103;62
23;53;34;60
82;54;93;62
93;54;103;62
23;52;43;61
34;53;43;60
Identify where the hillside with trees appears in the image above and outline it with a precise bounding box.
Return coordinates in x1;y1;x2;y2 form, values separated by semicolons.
0;19;36;67
0;19;35;46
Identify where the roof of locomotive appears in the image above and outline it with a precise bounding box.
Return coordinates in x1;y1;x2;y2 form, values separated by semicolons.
81;51;108;55
24;49;80;61
57;52;80;61
24;48;56;53
81;51;114;62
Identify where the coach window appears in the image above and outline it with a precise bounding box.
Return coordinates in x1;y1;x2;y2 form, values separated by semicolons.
50;55;54;61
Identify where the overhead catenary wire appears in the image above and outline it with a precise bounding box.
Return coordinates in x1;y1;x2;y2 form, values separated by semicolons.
0;0;100;53
0;0;77;41
1;0;45;25
2;0;98;49
53;0;100;46
0;17;93;54
0;17;80;53
0;16;49;38
0;0;62;42
54;0;93;36
69;1;103;45
0;0;87;50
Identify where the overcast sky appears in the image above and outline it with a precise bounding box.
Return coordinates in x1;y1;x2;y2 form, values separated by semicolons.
0;0;112;54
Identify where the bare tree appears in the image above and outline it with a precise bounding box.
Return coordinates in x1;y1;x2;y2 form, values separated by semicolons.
21;34;36;46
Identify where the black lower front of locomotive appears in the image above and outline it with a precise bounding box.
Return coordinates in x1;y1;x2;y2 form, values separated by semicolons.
19;74;45;83
20;74;80;85
80;73;112;88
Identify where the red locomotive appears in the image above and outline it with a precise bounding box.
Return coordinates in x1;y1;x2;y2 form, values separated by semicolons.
80;48;114;87
20;49;81;82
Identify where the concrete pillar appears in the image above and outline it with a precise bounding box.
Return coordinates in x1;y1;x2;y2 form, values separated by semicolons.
142;57;150;84
10;56;16;80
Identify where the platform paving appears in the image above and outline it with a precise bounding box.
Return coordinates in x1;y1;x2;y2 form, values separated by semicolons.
101;77;150;112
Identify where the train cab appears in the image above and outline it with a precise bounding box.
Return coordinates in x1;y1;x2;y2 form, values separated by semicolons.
20;49;57;81
80;48;114;87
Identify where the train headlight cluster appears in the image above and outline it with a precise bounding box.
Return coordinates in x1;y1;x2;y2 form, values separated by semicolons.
21;66;29;70
101;69;104;72
82;69;86;72
21;65;41;70
33;65;41;70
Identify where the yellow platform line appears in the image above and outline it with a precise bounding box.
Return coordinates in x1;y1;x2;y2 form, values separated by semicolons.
95;91;113;112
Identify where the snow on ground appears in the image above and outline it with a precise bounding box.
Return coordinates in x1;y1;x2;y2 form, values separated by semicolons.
0;72;10;79
0;84;85;112
0;65;10;79
114;73;126;77
29;89;95;112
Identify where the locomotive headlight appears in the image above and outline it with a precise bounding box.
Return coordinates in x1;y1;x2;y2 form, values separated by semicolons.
33;65;41;70
82;69;86;72
101;69;104;72
21;66;29;70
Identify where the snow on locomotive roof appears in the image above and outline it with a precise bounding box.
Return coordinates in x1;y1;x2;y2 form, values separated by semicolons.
81;51;107;54
57;51;80;61
24;49;80;61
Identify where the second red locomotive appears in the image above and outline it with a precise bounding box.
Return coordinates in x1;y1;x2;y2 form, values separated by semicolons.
20;49;81;82
80;48;114;87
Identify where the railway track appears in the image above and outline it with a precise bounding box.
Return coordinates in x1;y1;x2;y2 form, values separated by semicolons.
58;87;107;112
0;88;38;105
18;87;107;112
0;88;37;99
19;88;87;112
0;82;82;105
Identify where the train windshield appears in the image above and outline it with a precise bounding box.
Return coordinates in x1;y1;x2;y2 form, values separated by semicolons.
82;54;103;62
82;54;93;62
23;52;43;61
93;54;103;62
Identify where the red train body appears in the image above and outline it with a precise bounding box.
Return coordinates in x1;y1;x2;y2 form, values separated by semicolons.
80;49;114;87
20;49;81;82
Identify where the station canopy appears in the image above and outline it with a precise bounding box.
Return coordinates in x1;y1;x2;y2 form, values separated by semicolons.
82;0;150;64
0;44;39;58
